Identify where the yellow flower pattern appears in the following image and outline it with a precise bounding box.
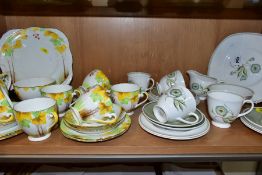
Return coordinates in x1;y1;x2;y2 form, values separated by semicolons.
99;102;113;115
15;112;31;122
47;93;64;100
0;91;4;100
95;71;110;89
32;112;47;125
40;47;49;54
0;106;8;113
55;45;67;54
113;91;140;106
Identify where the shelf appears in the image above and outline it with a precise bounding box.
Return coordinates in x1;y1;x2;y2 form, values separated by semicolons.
0;0;262;19
0;102;262;163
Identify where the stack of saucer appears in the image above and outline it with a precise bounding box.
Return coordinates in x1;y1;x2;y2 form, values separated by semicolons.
139;102;210;140
241;107;262;134
0;87;22;140
0;122;23;140
60;104;131;142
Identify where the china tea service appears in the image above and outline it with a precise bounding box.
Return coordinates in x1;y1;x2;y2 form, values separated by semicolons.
1;28;262;144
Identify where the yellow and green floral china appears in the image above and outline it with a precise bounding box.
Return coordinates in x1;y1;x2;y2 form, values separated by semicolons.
60;114;131;142
14;77;55;100
14;97;58;141
0;27;73;85
0;123;23;141
82;69;111;90
0;86;15;124
41;84;73;115
111;83;148;115
0;72;10;93
70;85;118;125
64;103;125;133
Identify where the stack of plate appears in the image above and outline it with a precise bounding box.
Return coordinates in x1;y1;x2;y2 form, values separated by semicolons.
0;122;22;140
241;107;262;134
60;104;131;142
139;102;210;140
148;87;160;102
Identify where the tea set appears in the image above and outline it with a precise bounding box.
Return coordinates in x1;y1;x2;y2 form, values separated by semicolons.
0;28;261;142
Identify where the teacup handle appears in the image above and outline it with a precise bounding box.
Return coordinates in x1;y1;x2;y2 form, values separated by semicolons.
177;112;199;125
145;78;155;91
72;86;87;98
237;100;254;117
0;115;14;123
90;113;118;124
70;107;83;125
47;112;58;131
135;92;149;109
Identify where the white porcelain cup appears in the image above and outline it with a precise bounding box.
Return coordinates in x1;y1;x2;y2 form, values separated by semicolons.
153;86;199;124
207;91;254;128
157;70;186;95
127;72;155;91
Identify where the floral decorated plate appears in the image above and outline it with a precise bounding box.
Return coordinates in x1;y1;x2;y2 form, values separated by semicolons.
0;27;73;86
242;107;262;129
208;33;262;103
139;114;210;140
241;116;262;135
0;123;23;140
142;102;204;128
60;115;131;142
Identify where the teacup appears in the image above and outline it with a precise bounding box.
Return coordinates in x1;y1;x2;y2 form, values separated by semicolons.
153;86;199;124
14;97;58;141
41;85;73;115
13;77;55;100
157;70;185;95
207;91;254;128
187;70;219;100
0;86;15;124
83;69;110;90
111;83;148;114
70;85;117;125
127;72;155;91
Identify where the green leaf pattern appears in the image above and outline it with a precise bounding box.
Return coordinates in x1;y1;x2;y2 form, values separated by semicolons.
230;57;261;81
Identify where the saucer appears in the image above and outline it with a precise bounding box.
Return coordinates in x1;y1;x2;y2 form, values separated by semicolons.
60;115;131;142
142;102;204;128
0;124;23;140
139;114;210;140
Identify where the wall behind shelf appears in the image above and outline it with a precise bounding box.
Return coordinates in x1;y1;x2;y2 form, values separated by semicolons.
4;16;262;87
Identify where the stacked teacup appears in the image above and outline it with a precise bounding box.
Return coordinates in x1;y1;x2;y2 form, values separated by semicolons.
60;70;132;142
139;70;210;140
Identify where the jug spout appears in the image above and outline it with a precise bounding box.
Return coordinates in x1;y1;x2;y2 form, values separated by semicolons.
186;70;201;79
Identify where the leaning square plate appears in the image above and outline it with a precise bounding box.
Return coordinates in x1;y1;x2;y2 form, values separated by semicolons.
208;33;262;103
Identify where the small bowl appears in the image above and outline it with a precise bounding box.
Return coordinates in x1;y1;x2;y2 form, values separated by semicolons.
14;77;55;100
207;83;254;100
